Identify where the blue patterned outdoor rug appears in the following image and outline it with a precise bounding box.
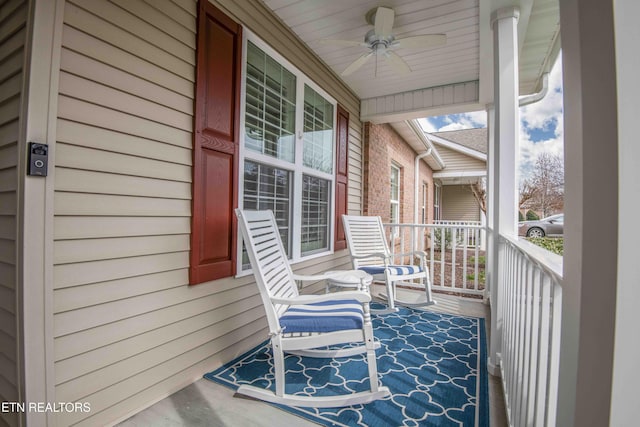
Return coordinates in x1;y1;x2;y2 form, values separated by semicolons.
205;303;488;426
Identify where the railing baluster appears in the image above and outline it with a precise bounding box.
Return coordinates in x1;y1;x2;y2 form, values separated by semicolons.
527;267;542;426
535;274;552;427
463;228;468;290
520;259;534;426
440;226;445;290
474;228;480;290
451;228;457;290
429;228;435;287
546;280;562;427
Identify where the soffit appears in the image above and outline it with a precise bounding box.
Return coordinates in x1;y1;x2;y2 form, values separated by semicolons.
263;0;559;115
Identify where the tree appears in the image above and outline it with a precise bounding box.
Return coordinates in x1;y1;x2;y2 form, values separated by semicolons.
519;153;564;217
526;210;540;220
469;179;486;214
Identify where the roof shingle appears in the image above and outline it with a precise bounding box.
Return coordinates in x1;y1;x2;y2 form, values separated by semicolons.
432;128;487;154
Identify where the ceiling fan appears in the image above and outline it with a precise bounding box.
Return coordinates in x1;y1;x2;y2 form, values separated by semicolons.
321;6;446;76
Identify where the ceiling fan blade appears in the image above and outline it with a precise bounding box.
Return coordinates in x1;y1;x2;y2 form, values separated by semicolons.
395;34;447;49
374;7;395;38
384;51;411;74
341;51;373;76
319;39;366;47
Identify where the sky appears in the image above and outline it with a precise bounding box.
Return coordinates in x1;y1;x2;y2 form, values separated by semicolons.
417;53;564;181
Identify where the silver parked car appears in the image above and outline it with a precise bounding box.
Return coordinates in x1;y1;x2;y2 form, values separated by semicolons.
518;214;564;238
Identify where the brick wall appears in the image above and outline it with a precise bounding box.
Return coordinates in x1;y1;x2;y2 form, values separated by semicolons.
362;123;435;224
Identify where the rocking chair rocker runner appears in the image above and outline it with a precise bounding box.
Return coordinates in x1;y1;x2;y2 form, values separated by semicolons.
342;215;436;312
235;209;390;408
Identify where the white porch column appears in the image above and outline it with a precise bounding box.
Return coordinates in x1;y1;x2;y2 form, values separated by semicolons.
485;105;499;374
610;2;640;426
486;7;519;376
557;1;618;426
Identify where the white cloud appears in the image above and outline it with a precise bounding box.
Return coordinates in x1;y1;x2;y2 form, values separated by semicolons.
462;110;488;127
438;122;468;131
420;111;487;132
520;55;564;133
519;55;564;181
518;129;564;181
417;117;436;132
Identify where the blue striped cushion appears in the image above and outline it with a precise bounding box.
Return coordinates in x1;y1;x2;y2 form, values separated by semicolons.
359;265;423;276
279;299;364;333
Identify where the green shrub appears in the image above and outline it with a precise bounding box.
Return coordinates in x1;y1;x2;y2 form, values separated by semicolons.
431;228;466;250
527;237;564;255
469;255;486;266
432;228;452;250
519;211;525;221
526;210;540;221
466;271;486;283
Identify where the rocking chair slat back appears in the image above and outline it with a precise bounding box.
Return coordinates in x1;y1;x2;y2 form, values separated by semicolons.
238;210;298;322
342;216;390;267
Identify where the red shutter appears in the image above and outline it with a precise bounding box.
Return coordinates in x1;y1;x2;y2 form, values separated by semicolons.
190;1;242;284
334;105;349;250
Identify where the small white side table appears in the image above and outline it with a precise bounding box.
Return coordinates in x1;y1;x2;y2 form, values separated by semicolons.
324;270;373;294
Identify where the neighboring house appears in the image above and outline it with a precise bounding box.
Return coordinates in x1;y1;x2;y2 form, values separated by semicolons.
360;125;488;226
428;128;488;223
1;1;634;427
362;121;443;225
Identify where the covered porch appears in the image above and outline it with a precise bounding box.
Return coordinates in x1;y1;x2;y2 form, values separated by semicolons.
5;0;637;426
118;291;506;426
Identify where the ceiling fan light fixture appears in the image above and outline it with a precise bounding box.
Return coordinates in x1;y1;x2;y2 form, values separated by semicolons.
324;6;447;77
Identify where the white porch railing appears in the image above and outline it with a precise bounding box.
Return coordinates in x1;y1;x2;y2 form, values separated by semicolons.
383;223;486;296
433;219;482;226
498;234;563;427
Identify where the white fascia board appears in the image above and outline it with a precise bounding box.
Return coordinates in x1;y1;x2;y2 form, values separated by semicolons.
426;133;488;161
433;170;487;179
406;120;446;170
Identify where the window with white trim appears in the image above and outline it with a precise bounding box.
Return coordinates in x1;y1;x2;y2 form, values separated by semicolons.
390;164;400;224
240;37;336;269
434;183;441;221
421;182;428;223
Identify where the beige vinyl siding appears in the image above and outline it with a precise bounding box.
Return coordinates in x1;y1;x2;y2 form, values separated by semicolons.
0;1;26;427
52;0;362;425
347;119;363;214
442;185;481;221
435;145;486;172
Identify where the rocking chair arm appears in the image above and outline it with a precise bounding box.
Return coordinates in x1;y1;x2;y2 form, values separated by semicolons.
271;291;371;305
413;251;428;267
390;251;428;259
291;270;369;283
351;253;389;262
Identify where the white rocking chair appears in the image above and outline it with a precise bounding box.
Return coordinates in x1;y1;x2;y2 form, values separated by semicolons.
235;209;390;408
342;215;436;312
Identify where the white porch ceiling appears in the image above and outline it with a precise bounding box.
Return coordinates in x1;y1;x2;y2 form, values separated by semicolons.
264;0;480;100
263;0;560;122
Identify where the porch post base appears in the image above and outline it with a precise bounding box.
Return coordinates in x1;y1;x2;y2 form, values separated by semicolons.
488;356;501;377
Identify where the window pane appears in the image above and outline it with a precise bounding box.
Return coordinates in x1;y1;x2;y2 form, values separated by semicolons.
303;85;334;173
390;166;400;201
301;175;330;254
243;161;292;260
245;42;295;163
390;166;400;223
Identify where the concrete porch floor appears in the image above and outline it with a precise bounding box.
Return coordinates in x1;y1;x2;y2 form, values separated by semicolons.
118;288;507;427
